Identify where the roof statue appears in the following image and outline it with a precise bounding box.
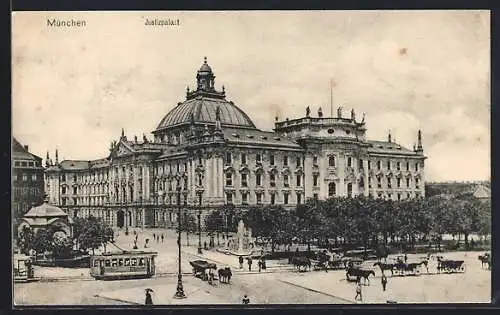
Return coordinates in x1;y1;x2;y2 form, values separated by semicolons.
306;106;311;117
318;107;323;118
216;105;221;121
361;112;365;123
143;134;148;143
351;108;356;122
134;135;138;143
388;130;392;143
337;106;343;118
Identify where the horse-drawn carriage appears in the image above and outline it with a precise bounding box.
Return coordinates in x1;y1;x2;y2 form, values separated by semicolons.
190;260;217;281
478;252;491;270
312;251;345;271
436;256;466;273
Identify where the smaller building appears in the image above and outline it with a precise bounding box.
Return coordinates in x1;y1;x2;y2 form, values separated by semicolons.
12;138;45;222
18;196;73;238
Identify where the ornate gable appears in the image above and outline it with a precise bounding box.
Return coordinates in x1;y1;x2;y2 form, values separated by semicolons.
111;141;135;158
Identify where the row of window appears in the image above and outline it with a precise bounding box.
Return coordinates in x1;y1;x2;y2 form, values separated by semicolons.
12;173;39;181
313;155;421;171
13;160;41;167
93;257;146;267
223;173;302;187
225;153;302;167
226;191;302;205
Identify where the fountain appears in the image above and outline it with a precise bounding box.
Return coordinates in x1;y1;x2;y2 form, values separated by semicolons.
217;220;262;256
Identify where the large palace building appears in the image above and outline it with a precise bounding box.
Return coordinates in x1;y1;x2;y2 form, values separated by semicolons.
45;58;426;229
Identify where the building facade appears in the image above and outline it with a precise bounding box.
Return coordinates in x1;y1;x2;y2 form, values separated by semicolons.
12;138;45;227
45;58;426;229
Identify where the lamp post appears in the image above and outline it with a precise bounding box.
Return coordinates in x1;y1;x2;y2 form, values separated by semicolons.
174;185;186;299
197;192;203;254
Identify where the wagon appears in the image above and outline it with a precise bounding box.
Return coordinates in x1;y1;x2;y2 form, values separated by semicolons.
189;260;217;280
437;258;466;273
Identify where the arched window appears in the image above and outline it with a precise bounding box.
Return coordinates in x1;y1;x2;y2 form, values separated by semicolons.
328;182;336;197
329;156;335;167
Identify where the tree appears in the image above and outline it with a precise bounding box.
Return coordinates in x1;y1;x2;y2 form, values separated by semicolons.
205;210;224;247
51;231;73;259
77;216;114;255
32;228;53;257
17;226;34;255
183;212;197;246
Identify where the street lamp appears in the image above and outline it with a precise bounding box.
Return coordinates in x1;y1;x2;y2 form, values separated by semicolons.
197;192;203;254
174;185;186;299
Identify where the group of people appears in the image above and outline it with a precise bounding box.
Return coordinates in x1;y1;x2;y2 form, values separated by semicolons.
238;256;267;272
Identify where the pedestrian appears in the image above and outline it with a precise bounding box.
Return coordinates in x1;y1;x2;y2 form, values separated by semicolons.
239;256;244;269
242;294;250;304
355;282;363;302
153;233;156;241
381;274;388;291
161;233;164;243
247;257;253;271
145;288;153;305
204;241;208;250
258;259;262;272
404;253;408;263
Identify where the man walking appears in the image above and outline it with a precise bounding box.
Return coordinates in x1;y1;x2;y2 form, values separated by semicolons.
239;256;244;269
247;257;253;271
381;274;388;292
355;281;363;302
161;233;164;243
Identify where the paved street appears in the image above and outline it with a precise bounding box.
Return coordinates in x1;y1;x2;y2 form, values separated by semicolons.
14;228;491;305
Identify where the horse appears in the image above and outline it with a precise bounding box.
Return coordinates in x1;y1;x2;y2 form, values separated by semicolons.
478;254;491;270
373;262;395;276
394;261;426;276
218;267;232;284
291;257;311;272
346;267;375;285
436;256;465;273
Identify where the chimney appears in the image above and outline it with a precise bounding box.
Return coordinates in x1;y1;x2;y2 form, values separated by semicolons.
24;145;28;151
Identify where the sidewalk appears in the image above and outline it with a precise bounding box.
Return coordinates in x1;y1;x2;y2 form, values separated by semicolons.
97;281;230;305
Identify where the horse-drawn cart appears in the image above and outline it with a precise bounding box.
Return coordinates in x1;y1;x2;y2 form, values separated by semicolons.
190;260;217;281
436;257;466;273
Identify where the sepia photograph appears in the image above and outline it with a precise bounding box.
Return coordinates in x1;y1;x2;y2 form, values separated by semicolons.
11;10;491;306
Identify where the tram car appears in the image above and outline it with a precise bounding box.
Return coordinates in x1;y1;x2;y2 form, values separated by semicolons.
89;250;158;280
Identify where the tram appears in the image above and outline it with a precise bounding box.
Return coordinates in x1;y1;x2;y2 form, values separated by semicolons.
14;254;34;283
89;250;158;280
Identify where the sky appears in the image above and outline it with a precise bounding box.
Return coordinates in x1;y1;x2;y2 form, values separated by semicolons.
12;10;490;182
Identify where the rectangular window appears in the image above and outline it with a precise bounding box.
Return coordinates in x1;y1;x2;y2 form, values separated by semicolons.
283;156;288;166
111;259;118;267
416;178;420;189
368;160;371;170
14;161;20;167
241;153;247;164
387;161;391;170
284;193;289;205
359;159;363;170
226;153;232;164
397;178;401;188
406;178;410;187
139;258;145;266
226;193;233;204
31;174;37;181
73;187;77;194
415;163;419;171
329;156;335;167
368;177;372;188
198;174;203;186
270;174;276;187
256;154;261;164
225;173;233;186
296;175;301;187
256;193;262;204
296;157;301;167
62;186;66;194
105;260;111;267
22;174;28;181
124;258;130;266
377;177;382;188
118;259;124;266
387;193;392;200
13;174;17;181
347;157;352;167
397;193;401;201
270;194;275;205
313;156;318;166
242;193;248;205
297;194;302;204
313;174;319;187
73;198;77;205
406;162;410;171
397;162;401;171
270;154;275;165
313;193;318;200
21;162;27;167
256;174;262;186
62;174;66;181
131;258;137;266
387;178;392;189
283;175;289;187
377;161;381;170
241;174;248;187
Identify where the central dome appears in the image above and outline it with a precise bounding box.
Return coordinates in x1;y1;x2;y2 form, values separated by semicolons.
155;58;257;131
